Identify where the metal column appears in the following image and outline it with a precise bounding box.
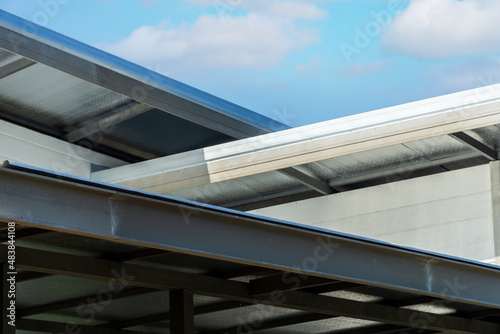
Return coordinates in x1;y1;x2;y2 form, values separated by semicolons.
490;160;500;265
170;289;194;333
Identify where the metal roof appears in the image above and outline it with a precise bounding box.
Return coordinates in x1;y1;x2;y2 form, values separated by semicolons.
2;162;500;333
4;8;499;212
1;8;500;334
91;83;500;210
0;10;288;162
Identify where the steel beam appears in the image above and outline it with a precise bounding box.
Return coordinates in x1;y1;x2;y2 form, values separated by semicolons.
13;247;500;333
18;287;155;318
328;152;479;188
2;164;500;310
0;21;286;139
15;247;250;299
216;266;277;279
302;281;361;294
205;313;336;334
489;160;500;266
328;324;438;334
0;227;50;242
0;57;36;80
216;185;311;209
17;271;50;282
108;248;169;263
17;319;146;334
449;132;498;161
250;274;333;296
279;167;335;195
115;300;250;329
170;289;194;334
63;103;153;143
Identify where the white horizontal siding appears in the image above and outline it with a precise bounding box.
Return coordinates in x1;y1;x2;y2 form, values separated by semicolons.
0;120;126;177
251;165;495;262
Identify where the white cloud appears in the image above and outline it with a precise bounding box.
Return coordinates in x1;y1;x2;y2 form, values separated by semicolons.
187;0;328;20
382;0;500;58
422;56;500;93
97;12;321;74
294;56;321;75
256;1;328;20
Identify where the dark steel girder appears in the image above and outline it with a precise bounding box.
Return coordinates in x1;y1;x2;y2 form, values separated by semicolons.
17;319;147;334
449;132;498;161
1;163;500;311
18;287;155;318
170;289;194;333
279;167;335;195
0;56;36;79
12;247;500;333
250;273;334;296
114;300;250;329
63;102;153;143
204;313;336;334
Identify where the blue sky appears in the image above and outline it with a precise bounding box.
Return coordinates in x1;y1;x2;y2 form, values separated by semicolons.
1;0;500;126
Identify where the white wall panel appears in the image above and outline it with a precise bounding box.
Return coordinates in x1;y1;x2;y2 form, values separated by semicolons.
251;165;495;262
0;120;125;177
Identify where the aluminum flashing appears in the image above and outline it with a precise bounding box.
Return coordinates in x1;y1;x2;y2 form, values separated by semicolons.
1;162;500;332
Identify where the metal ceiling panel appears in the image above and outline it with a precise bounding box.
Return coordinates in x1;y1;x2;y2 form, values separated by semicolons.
195;304;307;329
0;62;130;127
92;108;233;158
166;170;302;205
467;126;500;150
17;275;113;309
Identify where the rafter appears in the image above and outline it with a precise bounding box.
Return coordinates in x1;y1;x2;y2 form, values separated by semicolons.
449;132;498;161
14;247;500;333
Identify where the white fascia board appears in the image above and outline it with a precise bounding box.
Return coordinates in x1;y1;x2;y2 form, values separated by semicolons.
92;148;212;192
92;84;500;193
0;120;126;177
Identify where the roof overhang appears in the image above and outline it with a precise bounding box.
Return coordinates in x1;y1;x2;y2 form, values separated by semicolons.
0;10;288;164
91;83;500;208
